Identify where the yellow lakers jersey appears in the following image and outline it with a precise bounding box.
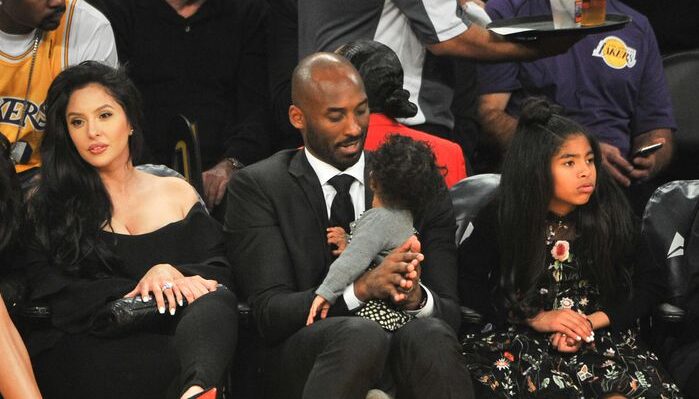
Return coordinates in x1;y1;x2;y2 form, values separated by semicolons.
0;0;78;173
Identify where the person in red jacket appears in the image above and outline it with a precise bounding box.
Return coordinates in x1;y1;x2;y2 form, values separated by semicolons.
336;40;467;188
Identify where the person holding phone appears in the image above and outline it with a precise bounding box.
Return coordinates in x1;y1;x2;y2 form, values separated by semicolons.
474;0;676;212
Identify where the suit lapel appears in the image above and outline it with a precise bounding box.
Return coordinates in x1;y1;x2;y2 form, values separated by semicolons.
289;150;330;230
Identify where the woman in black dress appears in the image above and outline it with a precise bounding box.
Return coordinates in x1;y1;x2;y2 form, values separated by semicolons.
459;98;681;398
24;62;237;399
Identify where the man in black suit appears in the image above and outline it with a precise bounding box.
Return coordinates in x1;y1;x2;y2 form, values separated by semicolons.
225;52;472;399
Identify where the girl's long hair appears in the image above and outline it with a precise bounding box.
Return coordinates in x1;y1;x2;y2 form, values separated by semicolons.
27;61;143;276
498;98;634;319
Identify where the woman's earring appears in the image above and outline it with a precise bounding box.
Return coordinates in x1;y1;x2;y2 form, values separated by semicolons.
129;129;134;136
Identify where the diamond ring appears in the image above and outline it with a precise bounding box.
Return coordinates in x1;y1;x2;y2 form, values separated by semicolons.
162;282;174;290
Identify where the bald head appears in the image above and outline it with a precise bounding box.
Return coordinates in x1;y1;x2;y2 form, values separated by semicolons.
291;52;365;109
288;52;370;171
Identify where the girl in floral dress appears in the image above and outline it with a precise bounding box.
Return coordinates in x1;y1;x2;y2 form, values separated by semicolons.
459;98;682;398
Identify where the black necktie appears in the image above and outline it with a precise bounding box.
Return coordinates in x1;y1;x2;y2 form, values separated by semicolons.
328;174;356;233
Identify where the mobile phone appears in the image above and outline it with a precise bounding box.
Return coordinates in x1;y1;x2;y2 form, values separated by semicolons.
632;142;663;158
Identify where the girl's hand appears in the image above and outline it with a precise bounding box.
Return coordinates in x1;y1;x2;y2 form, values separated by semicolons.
307;295;330;326
327;226;348;256
527;309;594;343
124;264;217;315
549;332;583;353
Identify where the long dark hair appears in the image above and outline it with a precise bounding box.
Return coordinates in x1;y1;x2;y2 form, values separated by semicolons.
336;40;418;119
0;138;21;253
27;61;143;275
499;98;634;319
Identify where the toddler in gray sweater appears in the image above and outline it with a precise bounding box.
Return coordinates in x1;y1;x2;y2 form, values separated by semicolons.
306;135;448;329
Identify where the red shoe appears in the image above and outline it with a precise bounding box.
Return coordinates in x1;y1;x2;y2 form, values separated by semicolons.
187;387;216;399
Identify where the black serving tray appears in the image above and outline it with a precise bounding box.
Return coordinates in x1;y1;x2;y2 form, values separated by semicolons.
487;13;631;41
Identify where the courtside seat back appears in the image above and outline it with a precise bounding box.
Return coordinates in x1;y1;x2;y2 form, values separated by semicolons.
663;50;699;180
450;174;501;330
642;180;699;322
450;174;501;246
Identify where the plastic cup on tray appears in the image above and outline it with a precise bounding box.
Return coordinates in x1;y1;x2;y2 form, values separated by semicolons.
581;0;606;26
550;0;581;29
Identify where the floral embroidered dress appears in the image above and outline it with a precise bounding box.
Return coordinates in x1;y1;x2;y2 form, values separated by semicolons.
461;228;682;398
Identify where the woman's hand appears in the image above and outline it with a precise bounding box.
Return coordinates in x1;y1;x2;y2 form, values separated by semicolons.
172;275;219;306
527;309;594;343
124;264;218;315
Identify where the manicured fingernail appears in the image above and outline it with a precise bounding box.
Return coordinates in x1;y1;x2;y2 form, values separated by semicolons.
585;336;594;343
143;295;150;302
159;306;165;314
178;299;184;307
169;308;176;316
576;336;581;341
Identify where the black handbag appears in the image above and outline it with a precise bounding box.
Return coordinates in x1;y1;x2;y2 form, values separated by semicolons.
91;285;228;337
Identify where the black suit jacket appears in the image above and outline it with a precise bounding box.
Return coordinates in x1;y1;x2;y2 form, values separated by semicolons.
225;149;460;345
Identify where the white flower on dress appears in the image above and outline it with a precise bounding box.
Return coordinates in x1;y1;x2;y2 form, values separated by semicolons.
551;240;570;262
579;297;589;307
605;348;616;357
494;358;510;370
577;365;593;381
559;297;574;309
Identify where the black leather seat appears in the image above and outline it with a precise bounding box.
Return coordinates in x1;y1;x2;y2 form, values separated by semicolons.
449;174;501;330
663;50;699;180
641;180;699;357
643;180;699;321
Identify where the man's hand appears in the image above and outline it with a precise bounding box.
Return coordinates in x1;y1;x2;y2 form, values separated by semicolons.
202;159;240;209
397;237;424;310
629;135;670;182
354;236;423;304
599;142;634;187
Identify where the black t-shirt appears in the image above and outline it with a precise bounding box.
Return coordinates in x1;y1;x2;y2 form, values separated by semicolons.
92;0;272;168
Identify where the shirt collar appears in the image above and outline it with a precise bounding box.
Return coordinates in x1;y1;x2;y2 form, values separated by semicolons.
304;148;365;186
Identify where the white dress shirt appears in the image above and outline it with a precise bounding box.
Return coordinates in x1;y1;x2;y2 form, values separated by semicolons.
304;149;434;317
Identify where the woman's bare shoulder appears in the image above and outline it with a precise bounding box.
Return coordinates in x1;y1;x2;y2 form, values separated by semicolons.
138;173;200;213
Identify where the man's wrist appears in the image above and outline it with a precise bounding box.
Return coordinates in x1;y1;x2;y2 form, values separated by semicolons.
404;285;425;310
353;276;369;302
223;157;245;172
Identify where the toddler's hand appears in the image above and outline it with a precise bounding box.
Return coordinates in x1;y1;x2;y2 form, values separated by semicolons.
327;226;348;256
306;295;331;326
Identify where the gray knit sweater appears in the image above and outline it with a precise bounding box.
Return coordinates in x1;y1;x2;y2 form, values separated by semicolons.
315;207;414;304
